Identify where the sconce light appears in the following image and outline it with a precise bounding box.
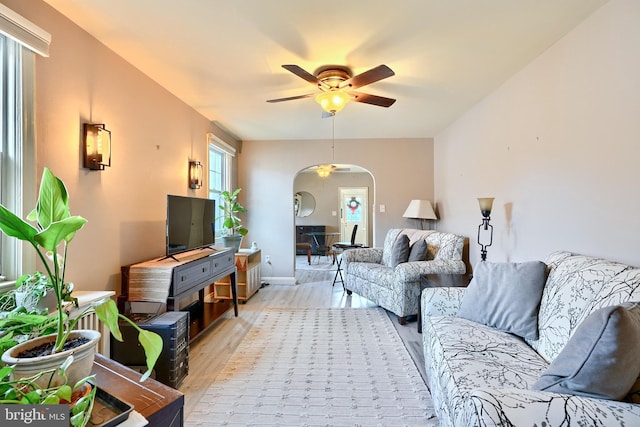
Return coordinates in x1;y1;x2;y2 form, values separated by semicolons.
83;123;111;170
403;199;438;230
189;160;203;189
477;197;495;261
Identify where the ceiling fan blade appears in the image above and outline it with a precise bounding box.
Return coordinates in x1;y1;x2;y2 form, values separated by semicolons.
282;64;321;85
266;93;315;103
341;65;394;90
351;91;396;107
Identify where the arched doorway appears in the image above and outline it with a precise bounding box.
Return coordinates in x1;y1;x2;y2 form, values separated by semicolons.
293;164;374;270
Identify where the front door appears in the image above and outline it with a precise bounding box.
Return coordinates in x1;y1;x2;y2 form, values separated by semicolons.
338;187;368;246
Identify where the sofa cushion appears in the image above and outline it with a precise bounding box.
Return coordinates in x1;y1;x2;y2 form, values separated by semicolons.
458;261;547;340
390;234;410;267
423;315;549;426
532;302;640;400
426;232;464;261
408;239;428;262
532;253;631;362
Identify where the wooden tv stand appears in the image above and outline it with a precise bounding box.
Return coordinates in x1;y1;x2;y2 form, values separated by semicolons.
120;247;238;342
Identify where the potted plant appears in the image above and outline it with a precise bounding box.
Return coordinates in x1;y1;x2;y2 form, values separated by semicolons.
0;355;95;426
218;188;248;252
12;272;56;313
0;168;162;396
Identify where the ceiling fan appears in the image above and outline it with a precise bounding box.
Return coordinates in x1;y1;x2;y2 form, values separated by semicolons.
310;164;351;177
267;64;396;115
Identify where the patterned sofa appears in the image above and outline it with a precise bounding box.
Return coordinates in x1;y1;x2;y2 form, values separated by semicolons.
421;250;640;426
342;228;466;324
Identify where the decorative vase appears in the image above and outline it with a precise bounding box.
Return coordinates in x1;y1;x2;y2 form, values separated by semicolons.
222;235;243;252
1;329;101;389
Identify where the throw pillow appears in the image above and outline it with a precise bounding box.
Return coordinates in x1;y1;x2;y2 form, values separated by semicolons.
408;239;428;262
457;261;547;340
390;234;410;268
532;302;640;400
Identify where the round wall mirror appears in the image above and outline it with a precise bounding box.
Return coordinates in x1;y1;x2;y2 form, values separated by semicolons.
294;191;316;217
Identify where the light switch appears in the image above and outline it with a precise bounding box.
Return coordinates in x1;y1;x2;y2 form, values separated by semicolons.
332;211;337;216
380;204;386;213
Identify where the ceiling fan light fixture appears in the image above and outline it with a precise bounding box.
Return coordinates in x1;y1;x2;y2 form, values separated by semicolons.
315;90;350;114
317;164;333;178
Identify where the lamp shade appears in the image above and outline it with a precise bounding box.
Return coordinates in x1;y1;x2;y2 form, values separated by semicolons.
478;197;495;217
403;200;438;220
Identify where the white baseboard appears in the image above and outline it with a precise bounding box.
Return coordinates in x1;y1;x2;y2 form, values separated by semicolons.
261;276;297;285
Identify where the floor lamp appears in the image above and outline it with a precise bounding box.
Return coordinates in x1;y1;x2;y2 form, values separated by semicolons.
403;200;438;230
477;197;494;261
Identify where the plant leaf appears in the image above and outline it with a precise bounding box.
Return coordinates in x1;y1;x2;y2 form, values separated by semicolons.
0;204;38;243
93;299;122;341
138;329;163;381
0;365;13;381
34;216;87;251
43;394;61;404
35;168;70;230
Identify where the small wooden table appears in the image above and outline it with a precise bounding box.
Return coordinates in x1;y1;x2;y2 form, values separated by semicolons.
92;353;184;427
418;273;472;333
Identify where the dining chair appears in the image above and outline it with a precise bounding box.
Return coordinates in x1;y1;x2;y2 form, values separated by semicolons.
332;225;363;287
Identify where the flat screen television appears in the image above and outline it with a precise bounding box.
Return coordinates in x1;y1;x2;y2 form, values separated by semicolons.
166;195;216;257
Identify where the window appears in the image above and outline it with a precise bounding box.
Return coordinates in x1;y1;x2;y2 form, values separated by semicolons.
207;133;235;238
0;5;50;287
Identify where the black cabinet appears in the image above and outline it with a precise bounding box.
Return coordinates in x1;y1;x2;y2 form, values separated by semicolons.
296;225;325;255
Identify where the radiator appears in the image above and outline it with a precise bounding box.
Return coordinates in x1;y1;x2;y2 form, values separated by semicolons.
74;311;110;356
68;291;116;357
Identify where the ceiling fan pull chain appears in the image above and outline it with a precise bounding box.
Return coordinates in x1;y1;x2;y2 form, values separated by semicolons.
332;113;335;162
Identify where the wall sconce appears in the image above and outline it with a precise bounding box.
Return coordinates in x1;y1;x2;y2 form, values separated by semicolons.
477;197;495;261
83;123;111;170
189;160;203;189
403;199;438;230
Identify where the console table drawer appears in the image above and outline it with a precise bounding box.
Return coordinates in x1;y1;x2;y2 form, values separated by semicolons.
211;251;235;272
172;258;212;295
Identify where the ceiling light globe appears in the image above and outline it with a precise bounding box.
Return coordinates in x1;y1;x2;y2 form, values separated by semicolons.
316;91;350;114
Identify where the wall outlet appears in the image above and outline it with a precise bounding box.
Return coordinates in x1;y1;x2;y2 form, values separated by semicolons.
265;255;271;263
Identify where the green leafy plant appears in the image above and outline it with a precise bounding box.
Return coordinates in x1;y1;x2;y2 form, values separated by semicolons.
218;188;248;236
13;272;53;312
0;168;162;378
0;355;95;426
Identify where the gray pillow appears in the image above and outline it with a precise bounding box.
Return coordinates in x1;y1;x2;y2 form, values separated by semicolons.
457;261;547;340
408;239;428;262
532;302;640;400
390;234;410;268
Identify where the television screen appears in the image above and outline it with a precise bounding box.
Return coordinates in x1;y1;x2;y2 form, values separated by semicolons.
166;195;216;256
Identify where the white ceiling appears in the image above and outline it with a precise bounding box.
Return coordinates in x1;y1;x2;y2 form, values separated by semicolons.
42;0;607;141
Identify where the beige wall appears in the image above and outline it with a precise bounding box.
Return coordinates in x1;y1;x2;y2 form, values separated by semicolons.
5;0;240;292
435;0;640;268
239;138;435;280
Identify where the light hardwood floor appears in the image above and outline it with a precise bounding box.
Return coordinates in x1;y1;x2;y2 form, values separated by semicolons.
179;257;427;417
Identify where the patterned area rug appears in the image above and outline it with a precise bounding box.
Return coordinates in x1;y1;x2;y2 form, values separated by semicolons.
187;307;436;426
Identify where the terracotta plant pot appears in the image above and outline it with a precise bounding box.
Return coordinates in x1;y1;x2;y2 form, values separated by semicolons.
1;330;101;389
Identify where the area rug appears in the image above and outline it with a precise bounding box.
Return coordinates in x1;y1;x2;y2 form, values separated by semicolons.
186;307;437;426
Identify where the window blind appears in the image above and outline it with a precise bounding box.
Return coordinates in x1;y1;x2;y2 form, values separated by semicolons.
0;4;51;57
